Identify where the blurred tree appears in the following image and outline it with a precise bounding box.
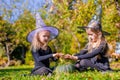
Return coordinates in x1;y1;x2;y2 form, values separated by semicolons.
11;10;35;64
47;0;120;55
0;17;16;66
0;10;35;66
0;0;120;66
47;0;96;54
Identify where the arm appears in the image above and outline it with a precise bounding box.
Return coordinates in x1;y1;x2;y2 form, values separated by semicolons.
74;49;88;56
49;48;58;61
32;50;53;62
74;44;88;56
76;43;106;59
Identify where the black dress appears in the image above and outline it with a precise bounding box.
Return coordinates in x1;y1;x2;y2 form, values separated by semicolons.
74;41;111;71
31;46;56;75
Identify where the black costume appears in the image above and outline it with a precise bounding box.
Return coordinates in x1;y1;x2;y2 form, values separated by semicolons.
31;46;56;75
74;41;111;71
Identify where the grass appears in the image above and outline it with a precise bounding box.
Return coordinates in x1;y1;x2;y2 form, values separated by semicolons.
0;62;120;80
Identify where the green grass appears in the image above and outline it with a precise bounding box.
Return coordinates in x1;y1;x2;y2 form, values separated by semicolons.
0;65;120;80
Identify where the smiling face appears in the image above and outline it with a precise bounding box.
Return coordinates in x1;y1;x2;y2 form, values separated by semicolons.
38;30;50;45
86;28;99;42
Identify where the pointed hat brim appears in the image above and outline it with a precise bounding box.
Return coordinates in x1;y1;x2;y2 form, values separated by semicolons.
77;26;110;36
27;26;59;43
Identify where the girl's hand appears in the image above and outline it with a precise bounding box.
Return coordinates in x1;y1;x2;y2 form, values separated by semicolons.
64;54;78;60
64;54;72;59
71;56;78;61
53;53;64;58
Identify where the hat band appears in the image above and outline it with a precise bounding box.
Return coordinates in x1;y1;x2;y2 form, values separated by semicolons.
87;25;102;30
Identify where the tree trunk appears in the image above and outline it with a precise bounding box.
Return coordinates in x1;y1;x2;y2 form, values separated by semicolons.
4;43;10;67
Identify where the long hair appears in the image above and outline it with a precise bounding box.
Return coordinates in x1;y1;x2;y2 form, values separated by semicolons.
87;28;105;53
31;31;48;52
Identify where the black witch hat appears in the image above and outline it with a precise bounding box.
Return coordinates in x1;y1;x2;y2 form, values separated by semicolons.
78;5;110;35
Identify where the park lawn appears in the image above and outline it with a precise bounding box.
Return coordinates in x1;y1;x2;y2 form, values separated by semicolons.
0;62;120;80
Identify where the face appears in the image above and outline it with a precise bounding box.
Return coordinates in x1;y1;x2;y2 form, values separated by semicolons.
38;30;50;44
86;29;98;42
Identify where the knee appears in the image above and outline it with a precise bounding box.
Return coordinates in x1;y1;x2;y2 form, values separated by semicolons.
80;59;88;66
40;67;50;75
32;67;51;75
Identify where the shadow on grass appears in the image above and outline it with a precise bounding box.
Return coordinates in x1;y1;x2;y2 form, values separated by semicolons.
0;67;32;77
112;69;120;72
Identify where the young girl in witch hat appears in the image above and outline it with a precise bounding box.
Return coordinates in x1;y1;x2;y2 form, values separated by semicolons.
27;13;63;76
64;5;112;72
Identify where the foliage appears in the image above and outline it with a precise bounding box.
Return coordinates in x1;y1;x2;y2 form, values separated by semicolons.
0;46;4;58
47;0;92;54
46;0;120;55
0;18;16;52
102;0;120;41
0;16;18;66
0;10;35;66
49;0;120;55
13;10;35;46
25;50;34;66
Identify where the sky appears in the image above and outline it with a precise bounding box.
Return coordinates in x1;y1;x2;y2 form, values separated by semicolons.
0;0;90;23
0;0;53;23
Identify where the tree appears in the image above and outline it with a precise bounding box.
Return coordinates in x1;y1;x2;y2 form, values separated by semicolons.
47;0;120;54
0;10;35;66
0;17;17;66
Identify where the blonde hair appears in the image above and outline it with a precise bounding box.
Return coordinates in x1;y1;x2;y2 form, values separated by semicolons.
31;31;48;52
87;28;105;53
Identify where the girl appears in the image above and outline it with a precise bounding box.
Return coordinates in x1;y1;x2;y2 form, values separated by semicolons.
64;21;112;72
27;26;63;76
